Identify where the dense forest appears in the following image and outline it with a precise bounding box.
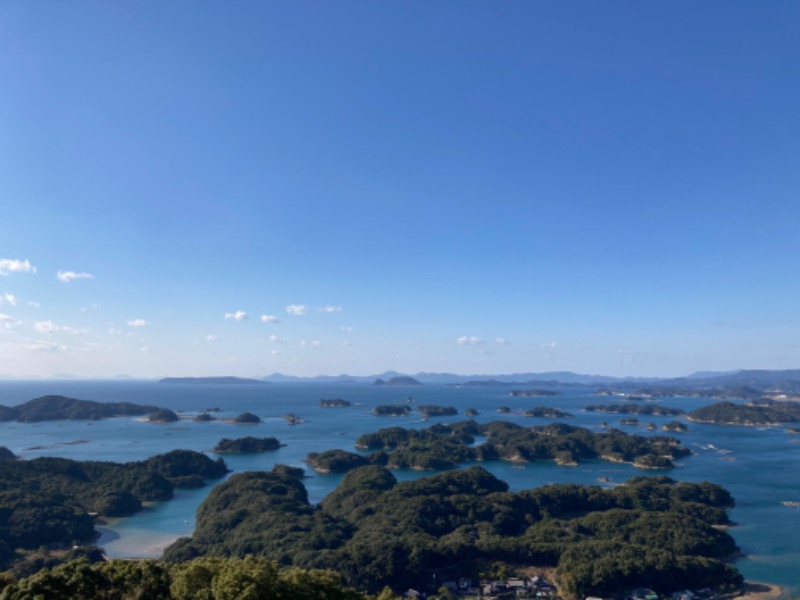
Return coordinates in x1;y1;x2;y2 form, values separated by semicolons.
0;556;391;600
688;401;800;425
0;450;228;574
349;420;691;471
163;466;742;597
0;396;161;423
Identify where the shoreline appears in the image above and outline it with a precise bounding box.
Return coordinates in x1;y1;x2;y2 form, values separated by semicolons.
730;582;787;600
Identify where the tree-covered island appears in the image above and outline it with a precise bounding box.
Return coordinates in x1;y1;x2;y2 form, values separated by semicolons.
320;399;352;407
347;420;691;471
0;396;162;423
585;404;685;416
0;451;228;574
523;407;573;418
212;437;283;453
163;466;742;598
688;401;800;425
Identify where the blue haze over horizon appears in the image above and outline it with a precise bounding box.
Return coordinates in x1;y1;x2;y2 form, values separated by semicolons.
1;2;799;379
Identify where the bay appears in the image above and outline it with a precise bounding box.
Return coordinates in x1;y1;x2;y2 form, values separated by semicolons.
1;380;798;593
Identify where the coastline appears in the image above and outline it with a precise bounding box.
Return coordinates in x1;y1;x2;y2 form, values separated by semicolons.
731;582;787;600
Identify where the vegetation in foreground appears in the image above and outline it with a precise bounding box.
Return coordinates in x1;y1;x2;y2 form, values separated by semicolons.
164;466;742;598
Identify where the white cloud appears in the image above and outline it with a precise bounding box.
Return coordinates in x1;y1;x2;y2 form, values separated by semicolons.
341;340;353;347
57;270;94;283
27;300;40;308
0;314;21;329
127;319;149;328
286;304;308;316
341;326;354;333
269;334;287;344
270;349;283;356
1;293;17;306
260;315;282;323
206;334;218;343
139;346;149;353
0;259;36;276
34;320;87;334
224;310;248;320
541;341;561;349
299;339;321;348
319;305;342;313
495;337;508;345
28;340;67;353
457;336;484;345
108;328;125;336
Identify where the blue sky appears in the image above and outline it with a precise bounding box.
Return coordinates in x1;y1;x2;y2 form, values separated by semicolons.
1;2;799;378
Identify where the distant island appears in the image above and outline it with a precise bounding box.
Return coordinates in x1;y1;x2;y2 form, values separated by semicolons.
523;406;573;418
417;405;458;417
373;405;410;416
213;437;283;453
0;395;162;423
371;376;421;386
319;398;352;407
158;376;268;385
585;404;685;416
688;401;800;425
509;389;561;397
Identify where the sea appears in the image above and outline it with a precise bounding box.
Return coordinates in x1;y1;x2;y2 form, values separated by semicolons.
0;380;797;593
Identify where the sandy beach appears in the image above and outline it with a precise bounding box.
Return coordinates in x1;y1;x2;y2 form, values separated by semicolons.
731;582;787;600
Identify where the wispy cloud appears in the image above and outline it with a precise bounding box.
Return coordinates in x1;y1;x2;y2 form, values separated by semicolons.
319;305;342;313
495;337;508;345
206;334;218;343
286;304;308;316
108;328;125;336
57;270;93;283
457;336;484;345
299;339;321;348
27;300;40;308
269;334;287;344
260;315;282;323
1;293;17;306
127;319;149;328
341;326;354;333
34;320;87;335
28;340;68;353
224;310;248;320
541;341;561;349
0;259;36;276
0;313;21;329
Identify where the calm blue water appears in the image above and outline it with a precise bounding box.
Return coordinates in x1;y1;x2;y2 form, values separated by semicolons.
1;380;797;591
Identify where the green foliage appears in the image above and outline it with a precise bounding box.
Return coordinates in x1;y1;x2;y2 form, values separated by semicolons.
213;437;282;453
372;405;410;416
0;395;161;423
689;401;800;424
233;412;261;424
164;466;740;596
0;557;368;600
148;408;180;423
417;406;458;417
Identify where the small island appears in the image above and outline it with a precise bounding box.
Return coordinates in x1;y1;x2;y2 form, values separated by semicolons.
523;406;573;418
373;405;410;417
306;449;373;473
233;411;261;424
319;398;352;408
497;405;511;414
0;395;162;423
663;421;689;432
585;404;685;416
0;446;16;461
148;408;180;423
619;418;640;426
688;401;800;426
194;412;215;422
417;405;458;417
465;407;479;416
213;437;283;453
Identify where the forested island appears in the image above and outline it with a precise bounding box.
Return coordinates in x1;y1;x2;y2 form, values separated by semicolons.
371;376;421;386
0;396;162;423
418;405;458;417
320;399;352;407
347;420;691;471
509;389;561;397
523;407;573;418
0;450;228;575
212;437;283;453
585;404;685;416
163;466;743;597
372;405;410;417
688;401;800;425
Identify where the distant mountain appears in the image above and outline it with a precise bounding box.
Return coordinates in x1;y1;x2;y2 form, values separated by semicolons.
372;376;421;387
159;376;269;385
681;369;800;390
685;370;741;380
